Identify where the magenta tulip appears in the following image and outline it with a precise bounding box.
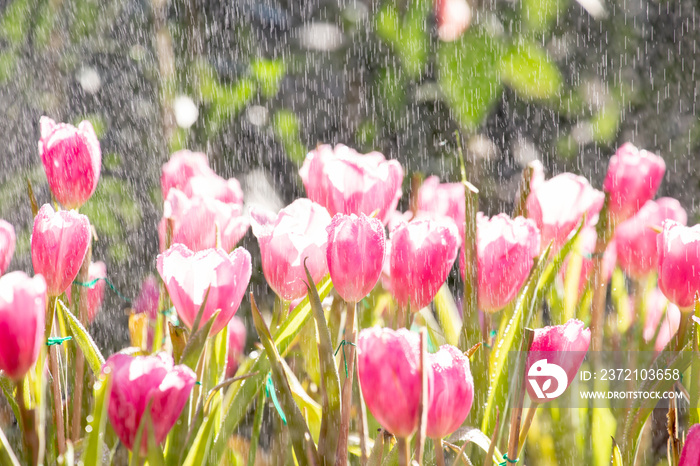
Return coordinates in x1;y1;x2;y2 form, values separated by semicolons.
603;143;666;223
38;117;101;209
66;261;106;323
159;188;249;252
657;220;700;309
300;144;404;224
0;220;15;276
417;176;465;238
31;204;91;296
133;276;160;320
250;199;332;301
160;149;215;199
326;213;386;302
526;319;590;402
157;243;252;335
358;327;428;437
526;173;604;251
426;344;473;439
435;0;471;42
226;316;247;378
466;214;540;313
679;424;700;466
614;198;687;278
103;352;196;454
390;218;460;310
0;272;46;381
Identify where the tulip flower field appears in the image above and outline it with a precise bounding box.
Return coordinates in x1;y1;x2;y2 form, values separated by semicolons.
1;116;700;466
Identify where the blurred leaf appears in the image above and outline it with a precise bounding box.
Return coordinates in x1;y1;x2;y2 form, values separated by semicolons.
180;310;220;371
250;294;319;464
439;29;504;130
83;374;112;466
247;390;265;466
367;429;387;466
433;284;461;346
592;409;616;466
210;276;333;464
447;426;499;458
305;263;341;464
281;358;322;442
611;268;632;334
0;376;20;427
611;437;623;466
146;415;166;466
0;420;20;466
251;59;285;99
33;0;57;49
376;3;429;78
499;41;563;100
182;403;217;466
273;110;306;166
0;0;30;44
0;51;17;83
538;219;585;301
522;0;568;33
74;114;107;139
482;244;552;442
591;101;621;144
59;300;105;376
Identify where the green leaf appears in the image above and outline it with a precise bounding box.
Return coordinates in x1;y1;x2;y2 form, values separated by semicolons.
621;344;694;464
522;0;568;33
0;0;30;44
146;416;166;466
250;295;319;464
481;244;552;442
611;437;623;466
0;376;20;427
438;29;504;129
499;41;563;100
433;284;461;346
209;277;333;464
251;59;286;98
181;403;217;466
58;300;105;376
0;423;20;466
367;429;387;466
304;264;341;465
180;309;220;371
247;390;265;466
537;217;586;309
82;373;112;466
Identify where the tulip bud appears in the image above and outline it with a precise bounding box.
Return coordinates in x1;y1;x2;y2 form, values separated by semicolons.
657;220;700;310
426;345;474;439
603;143;666;224
390;218;460;311
226;316;247;378
614;198;687;278
103;353;196;454
679;423;700;466
357;327;429;438
300;144;404;225
160;150;215;199
0;272;46;381
326;213;386;303
31;204;91;296
526;319;590;402
526;173;604;251
157;243;252;335
464;214;540;313
38;117;101;209
0;220;16;276
250;199;331;301
435;0;471;42
417;176;465;239
66;261;106;323
159;188;249;252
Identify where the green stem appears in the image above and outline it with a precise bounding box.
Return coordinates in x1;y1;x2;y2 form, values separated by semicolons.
335;301;357;466
247;389;265;466
70;240;92;443
434;438;446;466
397;437;410;466
17;378;38;466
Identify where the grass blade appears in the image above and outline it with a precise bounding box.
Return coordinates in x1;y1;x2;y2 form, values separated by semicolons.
57;300;105;376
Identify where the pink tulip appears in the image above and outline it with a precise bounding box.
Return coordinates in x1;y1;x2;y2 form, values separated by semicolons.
300;144;404;224
358;327;429;437
326;214;386;302
426;344;473;439
103;352;196;454
464;214;540;313
160;150;215;199
38;117;101;209
391;218;460;310
417;176;465;239
181;174;244;206
614;198;687;278
435;0;471;42
250;199;331;301
603;143;666;223
526;173;605;251
159;189;249;252
133;276;160;320
0;272;46;381
31;204;91;296
157;243;252;335
560;226;617;294
0;220;15;276
66;261;106;323
679;424;700;466
226;316;247;378
526;319;590;402
657;220;700;309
